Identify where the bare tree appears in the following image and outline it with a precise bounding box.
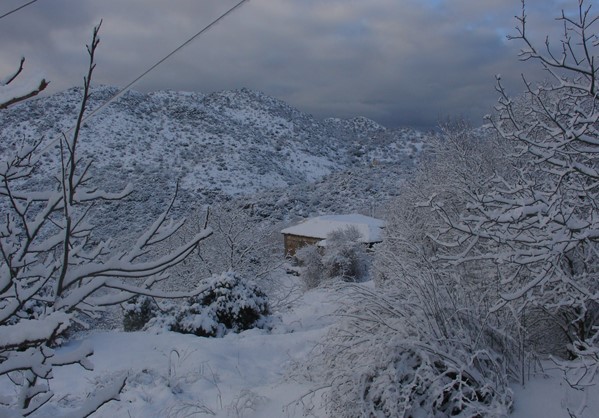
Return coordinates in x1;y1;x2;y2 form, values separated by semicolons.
0;23;212;417
299;3;599;416
167;204;280;283
199;204;279;277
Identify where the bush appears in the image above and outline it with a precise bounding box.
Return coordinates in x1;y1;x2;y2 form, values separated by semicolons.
170;272;270;337
322;227;367;282
296;227;368;289
328;342;512;418
295;245;325;290
122;296;159;331
310;286;514;418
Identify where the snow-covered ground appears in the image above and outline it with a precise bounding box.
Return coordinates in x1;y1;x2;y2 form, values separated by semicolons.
9;276;598;418
42;280;339;418
510;363;599;418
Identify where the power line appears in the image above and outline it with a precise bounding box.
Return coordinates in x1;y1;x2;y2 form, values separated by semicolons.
0;0;39;20
41;0;249;153
80;0;250;124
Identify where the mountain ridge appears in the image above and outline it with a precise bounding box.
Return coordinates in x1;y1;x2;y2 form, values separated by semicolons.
0;86;425;233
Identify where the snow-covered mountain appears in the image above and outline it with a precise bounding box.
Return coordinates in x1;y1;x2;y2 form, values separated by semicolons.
0;86;425;226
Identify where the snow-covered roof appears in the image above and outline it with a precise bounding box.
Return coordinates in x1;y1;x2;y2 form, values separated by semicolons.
281;214;385;243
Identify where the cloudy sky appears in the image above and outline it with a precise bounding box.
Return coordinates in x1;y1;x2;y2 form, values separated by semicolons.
0;0;576;128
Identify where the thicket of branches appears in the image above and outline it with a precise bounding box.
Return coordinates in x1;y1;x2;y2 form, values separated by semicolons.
154;201;302;313
0;24;212;417
445;0;599;384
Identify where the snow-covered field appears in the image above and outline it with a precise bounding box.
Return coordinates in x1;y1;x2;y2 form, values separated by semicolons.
37;278;338;418
15;276;596;418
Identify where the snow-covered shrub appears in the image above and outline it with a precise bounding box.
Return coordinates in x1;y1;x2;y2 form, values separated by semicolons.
171;272;270;337
122;296;159;332
322;226;368;282
310;285;513;418
296;227;368;290
330;340;512;417
295;245;325;290
300;124;517;416
373;121;536;378
142;302;178;333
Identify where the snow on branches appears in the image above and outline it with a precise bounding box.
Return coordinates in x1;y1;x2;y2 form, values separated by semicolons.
0;57;48;110
424;1;599;407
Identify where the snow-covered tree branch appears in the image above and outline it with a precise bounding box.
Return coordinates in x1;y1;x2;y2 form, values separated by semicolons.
0;56;49;110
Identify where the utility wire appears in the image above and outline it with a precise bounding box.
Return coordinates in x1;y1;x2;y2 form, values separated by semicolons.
40;0;249;153
76;0;250;126
0;0;39;20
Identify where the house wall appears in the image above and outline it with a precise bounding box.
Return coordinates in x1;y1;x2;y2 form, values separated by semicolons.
283;234;321;256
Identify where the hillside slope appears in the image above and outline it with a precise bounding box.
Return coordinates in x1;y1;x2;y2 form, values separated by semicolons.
0;86;426;240
0;86;423;195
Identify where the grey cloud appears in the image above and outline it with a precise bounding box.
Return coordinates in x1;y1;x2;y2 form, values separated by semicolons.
0;0;576;128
